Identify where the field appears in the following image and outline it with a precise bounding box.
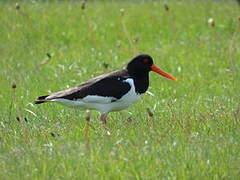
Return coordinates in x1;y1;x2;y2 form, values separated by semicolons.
0;0;240;179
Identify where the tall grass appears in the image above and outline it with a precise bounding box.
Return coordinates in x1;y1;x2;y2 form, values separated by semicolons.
0;0;239;179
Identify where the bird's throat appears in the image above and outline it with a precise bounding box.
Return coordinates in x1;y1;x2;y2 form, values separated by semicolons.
133;76;149;94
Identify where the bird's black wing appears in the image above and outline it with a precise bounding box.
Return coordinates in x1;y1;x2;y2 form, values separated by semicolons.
35;69;131;104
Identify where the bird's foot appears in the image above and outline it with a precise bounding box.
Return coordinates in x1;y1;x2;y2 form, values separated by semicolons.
100;114;107;124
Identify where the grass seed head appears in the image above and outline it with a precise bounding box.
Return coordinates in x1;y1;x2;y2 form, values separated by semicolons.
81;0;86;10
164;4;169;11
15;3;20;10
16;116;20;122
147;108;154;117
50;132;60;137
208;18;215;27
11;82;17;89
133;36;140;43
102;62;109;69
46;53;51;59
120;8;125;16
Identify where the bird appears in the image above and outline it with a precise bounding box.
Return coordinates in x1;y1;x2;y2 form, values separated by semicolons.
35;54;177;124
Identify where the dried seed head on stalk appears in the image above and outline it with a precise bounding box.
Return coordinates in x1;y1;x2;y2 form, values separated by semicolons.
102;62;109;69
81;0;86;10
208;18;215;27
164;4;169;11
50;132;60;137
133;36;140;44
16;116;20;122
16;3;20;10
146;108;154;117
120;8;125;16
46;53;51;58
12;82;17;89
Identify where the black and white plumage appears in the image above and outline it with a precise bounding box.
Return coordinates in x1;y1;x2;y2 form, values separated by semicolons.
35;54;177;123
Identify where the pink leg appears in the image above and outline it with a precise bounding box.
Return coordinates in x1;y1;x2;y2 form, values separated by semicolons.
85;111;91;122
100;114;111;135
100;114;108;124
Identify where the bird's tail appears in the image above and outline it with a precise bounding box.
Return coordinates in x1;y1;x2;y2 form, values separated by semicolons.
34;95;49;104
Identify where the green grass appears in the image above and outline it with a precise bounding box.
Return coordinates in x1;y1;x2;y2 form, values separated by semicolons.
0;0;240;179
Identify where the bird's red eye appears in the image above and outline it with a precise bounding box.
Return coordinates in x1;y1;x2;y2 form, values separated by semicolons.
143;59;149;64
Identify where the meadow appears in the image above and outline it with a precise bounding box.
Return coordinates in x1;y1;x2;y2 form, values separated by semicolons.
0;0;240;179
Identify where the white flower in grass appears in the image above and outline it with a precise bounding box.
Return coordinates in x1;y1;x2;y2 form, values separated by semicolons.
43;143;53;147
173;141;177;147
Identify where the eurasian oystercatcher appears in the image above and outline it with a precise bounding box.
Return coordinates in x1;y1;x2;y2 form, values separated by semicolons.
35;54;177;123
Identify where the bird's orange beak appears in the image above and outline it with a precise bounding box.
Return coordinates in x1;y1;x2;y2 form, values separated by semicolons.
151;64;177;80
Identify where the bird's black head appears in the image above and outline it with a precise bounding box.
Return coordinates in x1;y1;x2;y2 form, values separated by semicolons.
126;54;177;80
127;54;153;77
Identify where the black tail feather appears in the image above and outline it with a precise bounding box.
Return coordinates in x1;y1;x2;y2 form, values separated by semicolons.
34;95;49;104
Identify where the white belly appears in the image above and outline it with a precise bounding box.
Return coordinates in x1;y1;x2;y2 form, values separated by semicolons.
51;79;143;114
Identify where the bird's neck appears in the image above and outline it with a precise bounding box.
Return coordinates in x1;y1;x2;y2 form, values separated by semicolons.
133;75;149;94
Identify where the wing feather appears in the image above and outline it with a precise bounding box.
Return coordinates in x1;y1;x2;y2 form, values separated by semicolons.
42;69;131;102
